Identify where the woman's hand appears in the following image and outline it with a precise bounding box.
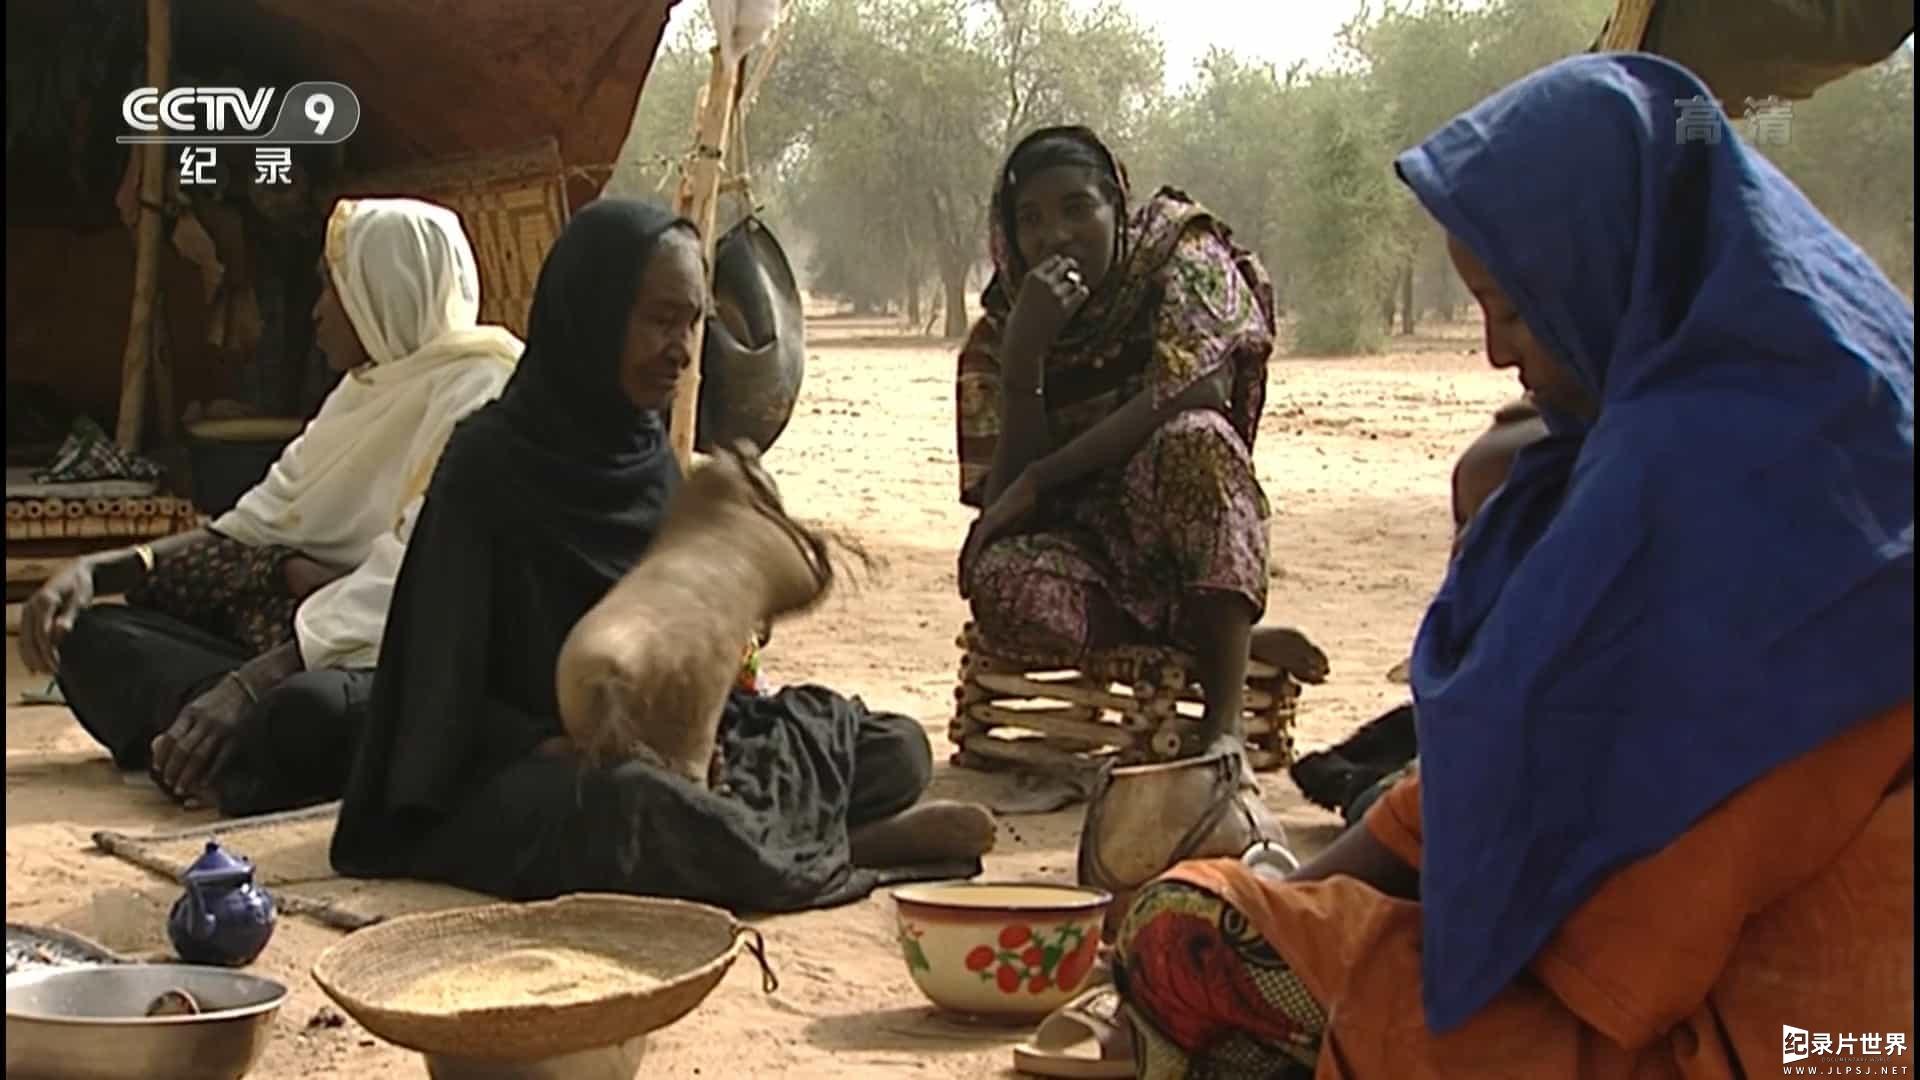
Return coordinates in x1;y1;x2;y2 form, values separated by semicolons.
20;560;95;675
958;467;1045;597
1002;255;1092;367
150;642;300;802
1286;799;1421;900
152;673;256;802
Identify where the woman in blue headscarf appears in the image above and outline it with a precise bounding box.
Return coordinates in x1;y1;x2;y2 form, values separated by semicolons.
1049;54;1915;1080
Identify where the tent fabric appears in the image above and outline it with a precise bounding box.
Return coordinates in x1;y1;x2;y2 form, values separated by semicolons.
200;0;682;204
1605;0;1913;107
3;0;684;442
4;0;684;208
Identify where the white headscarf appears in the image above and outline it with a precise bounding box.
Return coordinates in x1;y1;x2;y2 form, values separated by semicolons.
211;197;523;669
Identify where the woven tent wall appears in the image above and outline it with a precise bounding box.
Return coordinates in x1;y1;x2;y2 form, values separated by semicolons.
344;141;570;339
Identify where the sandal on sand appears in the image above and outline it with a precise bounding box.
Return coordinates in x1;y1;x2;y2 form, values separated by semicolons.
1012;984;1135;1079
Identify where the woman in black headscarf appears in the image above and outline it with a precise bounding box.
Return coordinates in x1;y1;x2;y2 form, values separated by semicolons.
330;200;993;911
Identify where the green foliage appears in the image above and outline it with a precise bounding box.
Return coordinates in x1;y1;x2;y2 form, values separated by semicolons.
714;0;1160;333
1129;51;1302;299
609;15;713;204
1290;74;1403;354
623;0;1913;349
1755;48;1915;294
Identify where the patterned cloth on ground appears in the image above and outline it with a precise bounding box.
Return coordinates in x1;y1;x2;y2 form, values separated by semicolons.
33;417;164;484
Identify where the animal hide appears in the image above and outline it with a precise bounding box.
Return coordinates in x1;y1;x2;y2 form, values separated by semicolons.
709;0;783;69
554;440;833;786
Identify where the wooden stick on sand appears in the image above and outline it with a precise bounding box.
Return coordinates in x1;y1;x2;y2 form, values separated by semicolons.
89;828;378;932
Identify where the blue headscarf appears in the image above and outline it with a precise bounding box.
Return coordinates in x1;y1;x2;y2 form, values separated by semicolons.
1397;54;1914;1034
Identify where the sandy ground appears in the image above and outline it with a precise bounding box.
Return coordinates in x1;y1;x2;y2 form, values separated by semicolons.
5;315;1514;1078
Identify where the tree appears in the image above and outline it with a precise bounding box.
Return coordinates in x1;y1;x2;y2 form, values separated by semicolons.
789;113;929;314
759;0;999;329
615;0;1910;356
1291;73;1404;354
1757;48;1914;294
1334;1;1482;335
765;0;1161;336
1338;0;1613;335
610;17;711;206
609;8;821;246
1131;51;1304;308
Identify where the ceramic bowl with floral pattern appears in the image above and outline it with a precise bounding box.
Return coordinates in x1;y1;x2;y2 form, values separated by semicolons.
891;882;1110;1023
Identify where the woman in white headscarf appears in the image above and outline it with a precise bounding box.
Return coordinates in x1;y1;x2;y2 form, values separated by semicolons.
21;197;520;814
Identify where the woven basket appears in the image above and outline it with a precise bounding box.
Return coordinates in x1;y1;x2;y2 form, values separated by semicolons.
310;894;766;1062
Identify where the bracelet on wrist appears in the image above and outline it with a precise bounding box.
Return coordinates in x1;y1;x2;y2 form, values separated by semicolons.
224;670;260;706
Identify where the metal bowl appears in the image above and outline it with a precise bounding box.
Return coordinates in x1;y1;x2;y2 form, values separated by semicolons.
5;963;287;1080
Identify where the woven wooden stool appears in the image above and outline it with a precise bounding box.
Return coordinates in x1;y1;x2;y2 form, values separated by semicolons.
950;622;1299;779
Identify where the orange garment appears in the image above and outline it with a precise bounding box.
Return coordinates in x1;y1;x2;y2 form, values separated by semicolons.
1164;703;1915;1078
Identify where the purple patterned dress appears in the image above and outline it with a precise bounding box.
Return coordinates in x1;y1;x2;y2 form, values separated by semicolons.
955;184;1277;663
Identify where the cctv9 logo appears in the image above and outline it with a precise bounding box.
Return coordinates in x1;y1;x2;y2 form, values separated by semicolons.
119;81;360;144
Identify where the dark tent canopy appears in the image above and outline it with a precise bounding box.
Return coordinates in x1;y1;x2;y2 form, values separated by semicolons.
6;0;683;441
1597;0;1913;107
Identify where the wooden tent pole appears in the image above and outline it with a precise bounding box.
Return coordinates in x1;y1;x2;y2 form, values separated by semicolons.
116;0;172;451
739;5;795;118
1597;0;1657;51
669;46;743;466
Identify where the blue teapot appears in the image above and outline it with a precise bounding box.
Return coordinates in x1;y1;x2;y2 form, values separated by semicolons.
166;840;276;967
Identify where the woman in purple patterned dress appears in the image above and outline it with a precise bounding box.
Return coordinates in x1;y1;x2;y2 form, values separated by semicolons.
955;125;1322;753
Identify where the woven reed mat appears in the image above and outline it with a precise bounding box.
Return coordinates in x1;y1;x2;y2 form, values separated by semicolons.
90;802;489;932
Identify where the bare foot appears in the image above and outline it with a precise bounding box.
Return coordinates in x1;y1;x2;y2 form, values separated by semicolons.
1200;733;1263;795
1250;626;1330;684
849;799;997;868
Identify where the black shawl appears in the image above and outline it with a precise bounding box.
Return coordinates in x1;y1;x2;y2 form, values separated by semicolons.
330;199;945;910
